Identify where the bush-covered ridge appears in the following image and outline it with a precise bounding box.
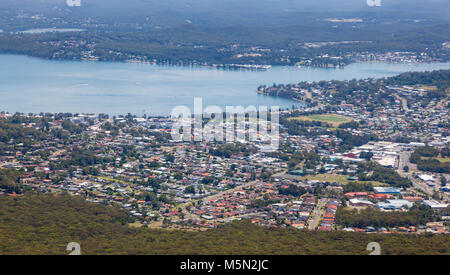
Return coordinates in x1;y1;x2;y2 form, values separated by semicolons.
0;194;448;255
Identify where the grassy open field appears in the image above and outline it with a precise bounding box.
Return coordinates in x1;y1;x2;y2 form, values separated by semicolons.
422;157;450;163
288;114;353;127
418;85;438;91
297;174;387;186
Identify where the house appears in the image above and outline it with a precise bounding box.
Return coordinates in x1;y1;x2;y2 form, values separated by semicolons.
373;187;401;195
345;192;368;198
377;199;413;210
349;198;374;207
288;169;305;176
403;196;424;202
369;193;394;200
418;174;435;182
291;223;305;229
423;200;448;209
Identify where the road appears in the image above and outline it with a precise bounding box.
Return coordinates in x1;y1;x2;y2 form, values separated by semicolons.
308;198;327;230
397;151;411;172
408;175;448;201
394;94;409;111
396;151;441;198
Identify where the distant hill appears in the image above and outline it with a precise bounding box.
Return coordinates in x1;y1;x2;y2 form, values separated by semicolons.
2;0;449;27
0;0;448;67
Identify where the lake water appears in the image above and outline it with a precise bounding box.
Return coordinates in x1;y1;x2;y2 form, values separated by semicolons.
0;54;449;116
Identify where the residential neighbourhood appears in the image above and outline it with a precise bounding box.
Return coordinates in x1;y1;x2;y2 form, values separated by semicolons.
1;86;449;234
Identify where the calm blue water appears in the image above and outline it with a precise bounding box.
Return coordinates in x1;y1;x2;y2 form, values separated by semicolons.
0;54;449;115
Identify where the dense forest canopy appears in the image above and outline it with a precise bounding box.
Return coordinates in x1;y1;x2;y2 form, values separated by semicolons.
0;119;44;143
0;169;22;194
336;205;437;228
0;193;448;255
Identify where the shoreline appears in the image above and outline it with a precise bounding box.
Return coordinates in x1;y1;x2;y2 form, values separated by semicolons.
1;51;448;72
0;54;448;116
